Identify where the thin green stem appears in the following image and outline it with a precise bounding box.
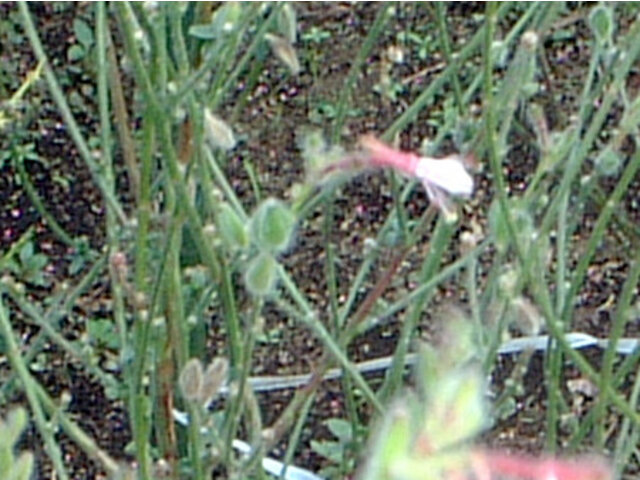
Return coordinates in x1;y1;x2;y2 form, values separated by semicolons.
18;2;127;224
379;217;455;402
14;159;77;248
595;248;640;446
434;3;464;114
34;382;120;476
0;300;70;480
331;2;390;142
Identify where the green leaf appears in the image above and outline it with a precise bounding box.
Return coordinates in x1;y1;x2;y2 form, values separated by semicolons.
595;147;622;177
311;440;344;464
326;418;353;443
73;18;94;49
18;242;33;265
188;3;244;40
188;23;219;40
12;452;34;480
87;318;120;349
67;44;85;62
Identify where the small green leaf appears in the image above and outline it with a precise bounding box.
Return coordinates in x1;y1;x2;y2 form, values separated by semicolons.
188;3;244;40
18;242;33;265
67;44;85;62
244;252;278;296
311;440;344;464
73;18;94;49
595;147;622;177
87;318;120;350
424;370;486;450
326;418;353;443
12;452;34;480
188;23;218;40
5;408;28;448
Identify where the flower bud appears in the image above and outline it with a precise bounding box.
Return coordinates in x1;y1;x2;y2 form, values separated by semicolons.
200;357;229;407
244;252;278;296
589;5;614;45
179;358;203;403
595;147;622;177
204;109;236;151
265;33;300;76
217;203;249;250
250;198;296;253
276;4;297;44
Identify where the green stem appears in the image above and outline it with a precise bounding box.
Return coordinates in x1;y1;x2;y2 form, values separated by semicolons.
0;299;70;480
330;2;390;142
434;3;464;114
18;2;127;224
595;246;640;446
14;159;77;248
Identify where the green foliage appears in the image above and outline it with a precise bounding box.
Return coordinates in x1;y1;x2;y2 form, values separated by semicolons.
311;418;354;475
68;17;94;62
488;199;534;255
3;3;640;480
595;147;622;177
4;240;49;287
301;26;330;45
87;318;120;350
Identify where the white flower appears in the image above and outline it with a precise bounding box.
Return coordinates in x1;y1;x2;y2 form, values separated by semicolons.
415;155;473;222
415;155;474;197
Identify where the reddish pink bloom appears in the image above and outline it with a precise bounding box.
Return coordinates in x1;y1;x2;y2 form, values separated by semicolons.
471;450;612;480
324;135;474;217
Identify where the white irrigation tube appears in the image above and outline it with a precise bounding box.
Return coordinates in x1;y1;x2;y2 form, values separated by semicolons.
171;410;324;480
173;332;638;480
219;332;639;394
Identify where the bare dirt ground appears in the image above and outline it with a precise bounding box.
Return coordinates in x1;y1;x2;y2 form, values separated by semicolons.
1;2;639;478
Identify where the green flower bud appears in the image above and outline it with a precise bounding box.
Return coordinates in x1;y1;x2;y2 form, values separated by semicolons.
201;357;228;407
179;358;203;403
244;252;278;296
250;198;296;253
217;203;248;250
589;6;614;45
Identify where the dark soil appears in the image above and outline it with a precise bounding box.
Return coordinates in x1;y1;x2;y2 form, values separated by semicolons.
1;2;639;479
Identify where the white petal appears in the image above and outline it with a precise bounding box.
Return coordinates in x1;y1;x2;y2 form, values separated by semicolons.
424;182;458;223
415;156;473;196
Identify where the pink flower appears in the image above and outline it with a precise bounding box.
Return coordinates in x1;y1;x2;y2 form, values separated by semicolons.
322;135;474;219
359;135;473;218
470;450;612;480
